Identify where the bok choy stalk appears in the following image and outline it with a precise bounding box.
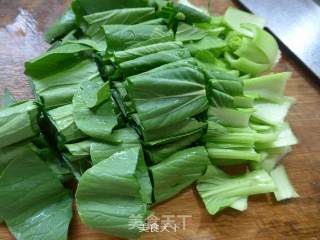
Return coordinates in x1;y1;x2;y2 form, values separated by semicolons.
224;18;280;75
0;100;39;148
196;165;276;215
0;144;73;240
150;146;208;203
250;146;292;173
270;165;299;201
224;7;265;37
243;72;291;102
76;147;152;239
251;97;295;126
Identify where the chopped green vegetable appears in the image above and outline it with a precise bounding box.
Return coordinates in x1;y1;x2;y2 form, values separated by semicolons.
197;165;276;215
0;101;39;149
270;164;299;201
251;97;295;126
146;131;202;164
250;146;292;172
45;8;76;43
150;146;208;203
114;41;183;63
0;144;73;240
224;7;265;37
119;48;191;76
176;22;208;42
76;147;152;239
126;61;208;131
46;104;86;144
73;80;118;141
0;1;300;238
104;24;169;51
25;45;100;109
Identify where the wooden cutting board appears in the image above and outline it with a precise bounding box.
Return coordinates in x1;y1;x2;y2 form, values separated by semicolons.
0;1;319;239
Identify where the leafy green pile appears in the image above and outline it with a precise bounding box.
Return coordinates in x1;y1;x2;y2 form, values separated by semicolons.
0;1;299;239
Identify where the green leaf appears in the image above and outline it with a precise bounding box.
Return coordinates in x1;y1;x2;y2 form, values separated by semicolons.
25;42;100;109
141;118;206;145
185;35;226;54
196;165;276;215
119;48;191;76
31;137;73;182
129;30;175;49
73;81;118;141
47;104;87;144
65;38;106;52
25;43;93;78
89;128;140;164
65;140;94;161
150;146;208;203
0;101;39;149
45;8;76;43
195;51;237;74
173;2;211;23
104;24;169;51
0;144;73;240
175;22;207;42
83;7;155;37
90;142;140;165
114;41;183;63
146;131;202;164
207;75;244;108
74;0;150;15
270;165;299;201
79;76;111;108
76;147;152;239
126;62;208;131
62;154;91;181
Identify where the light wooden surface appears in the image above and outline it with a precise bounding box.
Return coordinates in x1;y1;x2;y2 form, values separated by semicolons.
0;1;320;239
